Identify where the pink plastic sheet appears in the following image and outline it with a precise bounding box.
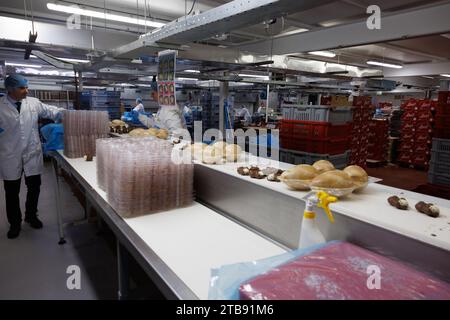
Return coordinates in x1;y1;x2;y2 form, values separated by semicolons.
239;242;450;300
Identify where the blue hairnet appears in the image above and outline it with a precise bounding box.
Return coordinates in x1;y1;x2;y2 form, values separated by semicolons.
136;97;143;104
4;74;28;90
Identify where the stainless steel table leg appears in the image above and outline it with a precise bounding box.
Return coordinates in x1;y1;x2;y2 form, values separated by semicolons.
117;240;130;300
51;155;66;245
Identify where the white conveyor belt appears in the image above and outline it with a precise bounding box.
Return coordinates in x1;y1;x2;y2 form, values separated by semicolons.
56;151;286;299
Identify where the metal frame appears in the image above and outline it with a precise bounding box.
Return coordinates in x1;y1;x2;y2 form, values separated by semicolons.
194;164;450;283
241;2;450;55
113;0;335;57
50;151;198;300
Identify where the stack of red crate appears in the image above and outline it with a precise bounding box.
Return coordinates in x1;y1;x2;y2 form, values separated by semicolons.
280;120;351;154
349;96;374;167
367;119;389;162
397;99;434;169
436;91;450;139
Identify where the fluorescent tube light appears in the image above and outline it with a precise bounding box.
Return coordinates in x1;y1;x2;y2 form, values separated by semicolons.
47;3;165;28
177;77;198;81
184;70;200;73
6;62;42;68
440;74;450;78
238;74;270;80
308;51;336;58
59;57;90;63
367;61;403;69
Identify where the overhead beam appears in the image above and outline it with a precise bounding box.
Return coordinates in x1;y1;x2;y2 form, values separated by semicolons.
383;61;450;77
113;0;335;57
378;43;448;62
240;2;450;55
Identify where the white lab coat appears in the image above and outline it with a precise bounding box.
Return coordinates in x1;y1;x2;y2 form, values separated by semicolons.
139;105;186;133
238;107;252;124
133;103;145;113
0;95;62;180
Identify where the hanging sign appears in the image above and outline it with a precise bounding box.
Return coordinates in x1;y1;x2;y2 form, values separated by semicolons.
157;50;177;107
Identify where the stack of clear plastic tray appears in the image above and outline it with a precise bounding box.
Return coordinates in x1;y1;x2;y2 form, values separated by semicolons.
63;110;110;158
96;137;194;218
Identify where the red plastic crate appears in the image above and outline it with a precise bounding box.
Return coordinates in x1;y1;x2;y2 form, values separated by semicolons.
397;152;412;163
436;103;450;115
417;100;433;111
435;115;450;128
415;122;433;132
414;143;430;154
401;99;418;111
351;122;361;131
438;92;450;105
414;112;434;122
401;111;416;121
401;132;415;141
401;122;415;131
434;127;450;139
283;120;352;140
282;137;349;155
280;122;293;136
415;134;432;145
398;142;414;152
412;153;429;167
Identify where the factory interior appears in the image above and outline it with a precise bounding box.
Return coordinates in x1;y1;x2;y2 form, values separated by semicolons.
0;0;450;302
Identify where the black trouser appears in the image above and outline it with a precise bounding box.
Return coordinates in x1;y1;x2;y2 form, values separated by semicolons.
3;174;41;227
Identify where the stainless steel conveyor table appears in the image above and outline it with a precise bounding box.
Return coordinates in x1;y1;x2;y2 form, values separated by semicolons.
49;150;286;300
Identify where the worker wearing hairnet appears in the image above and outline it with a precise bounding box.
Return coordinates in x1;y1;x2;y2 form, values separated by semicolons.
237;106;252;125
0;74;63;239
138;103;186;135
133;97;145;113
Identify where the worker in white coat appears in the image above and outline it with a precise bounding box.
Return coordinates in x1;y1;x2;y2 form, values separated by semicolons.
0;74;63;239
237;106;252;125
138;103;186;135
133;97;145;113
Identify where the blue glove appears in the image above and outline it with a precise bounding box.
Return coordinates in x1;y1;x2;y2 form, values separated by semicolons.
0;127;4;134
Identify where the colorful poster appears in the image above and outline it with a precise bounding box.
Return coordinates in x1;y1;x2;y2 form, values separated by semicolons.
157;50;177;106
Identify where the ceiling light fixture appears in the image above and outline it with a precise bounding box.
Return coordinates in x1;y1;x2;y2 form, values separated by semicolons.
59;57;90;63
177;77;198;81
6;62;42;68
184;70;200;73
367;61;403;69
47;3;165;28
308;51;336;58
238;74;270;80
440;74;450;78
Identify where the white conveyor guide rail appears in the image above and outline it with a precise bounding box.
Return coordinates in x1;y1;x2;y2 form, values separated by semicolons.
51;151;285;300
194;157;450;252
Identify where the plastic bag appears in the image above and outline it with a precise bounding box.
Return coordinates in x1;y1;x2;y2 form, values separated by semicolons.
40;123;64;154
208;242;331;300
239;241;450;300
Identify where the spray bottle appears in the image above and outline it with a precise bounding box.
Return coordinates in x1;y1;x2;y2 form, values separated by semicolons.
299;191;337;249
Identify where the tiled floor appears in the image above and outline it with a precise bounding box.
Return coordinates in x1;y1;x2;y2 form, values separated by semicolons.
0;161;117;299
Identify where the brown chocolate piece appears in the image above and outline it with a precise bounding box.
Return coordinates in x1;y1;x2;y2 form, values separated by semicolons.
249;167;265;179
237;167;250;176
387;195;409;210
415;201;440;218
